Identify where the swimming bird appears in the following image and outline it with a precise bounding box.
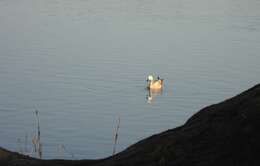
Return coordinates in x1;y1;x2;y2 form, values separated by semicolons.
146;75;163;90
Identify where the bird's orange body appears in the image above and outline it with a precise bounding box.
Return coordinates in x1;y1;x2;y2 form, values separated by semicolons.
147;79;163;90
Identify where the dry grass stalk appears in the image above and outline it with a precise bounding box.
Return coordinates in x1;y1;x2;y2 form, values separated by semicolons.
113;115;121;155
32;110;42;159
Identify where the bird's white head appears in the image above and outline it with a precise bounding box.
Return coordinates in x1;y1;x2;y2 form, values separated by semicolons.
147;75;154;81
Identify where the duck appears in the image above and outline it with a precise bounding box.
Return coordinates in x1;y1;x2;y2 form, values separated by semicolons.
146;75;163;90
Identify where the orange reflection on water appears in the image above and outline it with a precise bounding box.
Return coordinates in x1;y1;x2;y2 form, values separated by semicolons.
146;89;163;103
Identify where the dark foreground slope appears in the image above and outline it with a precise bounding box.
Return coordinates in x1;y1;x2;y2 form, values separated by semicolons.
1;84;260;166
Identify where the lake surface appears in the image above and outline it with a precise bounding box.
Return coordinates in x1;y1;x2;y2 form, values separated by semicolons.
0;0;260;159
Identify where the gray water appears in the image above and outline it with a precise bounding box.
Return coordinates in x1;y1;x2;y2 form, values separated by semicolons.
0;0;260;159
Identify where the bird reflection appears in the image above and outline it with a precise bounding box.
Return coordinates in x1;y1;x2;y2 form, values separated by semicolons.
146;89;162;103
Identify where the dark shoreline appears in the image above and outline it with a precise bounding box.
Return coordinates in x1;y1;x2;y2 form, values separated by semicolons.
1;84;260;166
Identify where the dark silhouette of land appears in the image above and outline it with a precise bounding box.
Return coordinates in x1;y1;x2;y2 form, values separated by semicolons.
1;84;260;166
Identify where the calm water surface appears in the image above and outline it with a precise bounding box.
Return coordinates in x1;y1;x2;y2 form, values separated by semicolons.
0;0;260;159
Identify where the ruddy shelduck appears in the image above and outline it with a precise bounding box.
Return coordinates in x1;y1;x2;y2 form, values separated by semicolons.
146;75;163;90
